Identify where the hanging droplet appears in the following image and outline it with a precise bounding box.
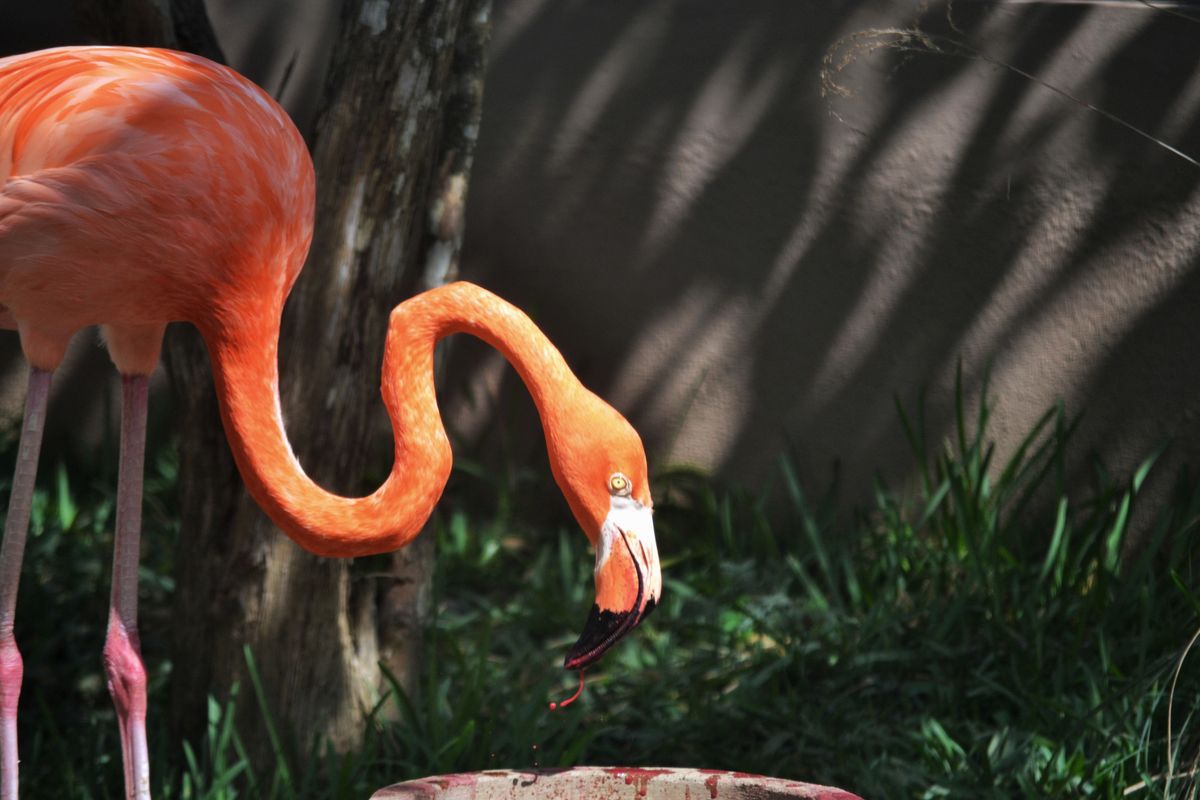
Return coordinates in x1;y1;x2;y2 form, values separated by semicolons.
549;669;586;711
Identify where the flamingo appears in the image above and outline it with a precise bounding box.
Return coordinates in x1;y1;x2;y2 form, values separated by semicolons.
0;46;662;800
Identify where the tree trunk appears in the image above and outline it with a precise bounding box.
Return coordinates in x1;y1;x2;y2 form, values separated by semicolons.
74;0;174;47
161;0;493;768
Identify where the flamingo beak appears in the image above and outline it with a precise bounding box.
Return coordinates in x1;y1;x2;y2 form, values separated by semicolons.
564;498;661;670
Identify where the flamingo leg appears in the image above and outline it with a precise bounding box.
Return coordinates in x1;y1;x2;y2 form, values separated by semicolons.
0;368;51;800
103;375;151;800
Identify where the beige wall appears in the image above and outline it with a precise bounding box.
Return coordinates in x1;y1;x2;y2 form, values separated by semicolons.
443;0;1200;505
4;1;1200;510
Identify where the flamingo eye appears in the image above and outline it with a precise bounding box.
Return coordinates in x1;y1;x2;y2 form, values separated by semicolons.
608;473;631;496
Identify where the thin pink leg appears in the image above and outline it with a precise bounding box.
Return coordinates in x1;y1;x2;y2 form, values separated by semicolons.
0;368;51;800
103;375;151;800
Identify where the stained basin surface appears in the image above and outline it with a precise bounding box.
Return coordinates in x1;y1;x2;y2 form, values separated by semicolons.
371;766;862;800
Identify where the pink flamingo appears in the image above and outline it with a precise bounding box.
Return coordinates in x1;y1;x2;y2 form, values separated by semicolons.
0;46;661;799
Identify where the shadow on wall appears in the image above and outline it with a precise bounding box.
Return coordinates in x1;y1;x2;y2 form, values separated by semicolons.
2;0;1200;515
444;0;1200;511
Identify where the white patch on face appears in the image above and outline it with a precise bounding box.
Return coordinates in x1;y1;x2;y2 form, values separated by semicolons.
596;518;615;574
596;495;661;602
606;494;649;541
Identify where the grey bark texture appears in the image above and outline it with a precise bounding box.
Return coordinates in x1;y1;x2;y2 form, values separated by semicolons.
134;0;493;766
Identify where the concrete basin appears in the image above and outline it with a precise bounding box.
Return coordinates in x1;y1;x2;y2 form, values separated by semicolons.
371;766;862;799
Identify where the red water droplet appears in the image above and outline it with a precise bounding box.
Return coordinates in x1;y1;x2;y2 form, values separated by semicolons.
549;669;586;711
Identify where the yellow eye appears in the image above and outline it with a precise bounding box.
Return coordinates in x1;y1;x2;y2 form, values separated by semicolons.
609;473;631;496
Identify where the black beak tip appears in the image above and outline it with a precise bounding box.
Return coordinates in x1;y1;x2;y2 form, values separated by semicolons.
563;604;640;670
640;596;657;620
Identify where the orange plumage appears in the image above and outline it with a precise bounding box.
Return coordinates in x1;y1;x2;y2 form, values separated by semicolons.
0;47;313;373
0;45;660;799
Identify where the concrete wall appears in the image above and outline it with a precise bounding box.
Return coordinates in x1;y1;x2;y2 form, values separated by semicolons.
4;1;1200;509
443;0;1200;505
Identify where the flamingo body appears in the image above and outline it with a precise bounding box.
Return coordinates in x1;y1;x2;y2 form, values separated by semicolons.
0;46;660;800
0;47;314;372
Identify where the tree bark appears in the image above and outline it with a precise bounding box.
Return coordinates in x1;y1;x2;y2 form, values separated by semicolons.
74;0;175;47
161;0;493;768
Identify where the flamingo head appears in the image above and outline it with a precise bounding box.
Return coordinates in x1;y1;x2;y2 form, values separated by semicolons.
545;389;662;671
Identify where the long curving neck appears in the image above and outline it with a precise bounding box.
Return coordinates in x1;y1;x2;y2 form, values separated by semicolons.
203;281;585;557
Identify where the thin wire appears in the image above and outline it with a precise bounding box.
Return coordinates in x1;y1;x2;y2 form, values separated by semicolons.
823;28;1200;170
1134;0;1200;25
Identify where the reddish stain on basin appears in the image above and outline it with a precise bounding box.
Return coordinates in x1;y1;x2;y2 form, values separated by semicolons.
370;766;862;800
604;767;674;797
423;774;483;793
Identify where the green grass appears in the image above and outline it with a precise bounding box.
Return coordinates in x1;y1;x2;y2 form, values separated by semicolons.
6;378;1200;798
